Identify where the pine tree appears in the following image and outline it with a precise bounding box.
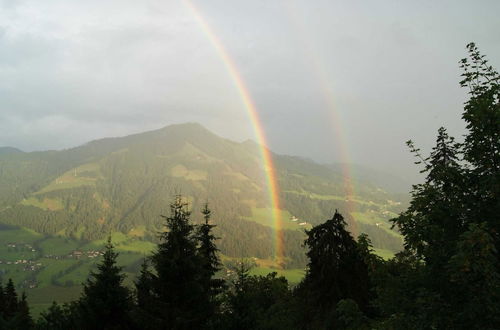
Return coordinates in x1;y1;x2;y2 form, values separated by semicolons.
12;292;33;330
395;128;465;264
3;279;18;321
197;204;224;316
79;236;133;330
36;302;68;330
149;196;207;329
135;258;153;310
133;259;161;329
0;280;5;322
297;211;370;328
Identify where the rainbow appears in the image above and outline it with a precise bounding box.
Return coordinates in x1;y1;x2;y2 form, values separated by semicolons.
183;0;285;264
283;2;358;234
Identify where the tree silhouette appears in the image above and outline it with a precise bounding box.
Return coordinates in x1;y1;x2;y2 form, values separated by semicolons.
297;211;369;328
79;236;134;329
148;196;208;329
197;204;225;319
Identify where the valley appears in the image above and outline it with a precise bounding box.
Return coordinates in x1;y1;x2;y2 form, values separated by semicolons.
0;123;407;313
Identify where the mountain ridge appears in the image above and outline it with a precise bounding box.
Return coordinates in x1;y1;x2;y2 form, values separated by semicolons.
0;123;405;269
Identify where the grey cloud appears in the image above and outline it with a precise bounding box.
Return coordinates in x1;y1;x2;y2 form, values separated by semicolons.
0;0;499;181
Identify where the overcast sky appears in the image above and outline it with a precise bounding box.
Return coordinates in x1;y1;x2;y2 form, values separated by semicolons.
1;0;499;179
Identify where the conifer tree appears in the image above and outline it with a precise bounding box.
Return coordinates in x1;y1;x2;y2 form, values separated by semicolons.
133;259;160;329
0;281;5;322
396;128;465;264
36;302;68;330
297;211;369;328
79;236;133;330
135;258;153;311
197;204;224;312
149;196;207;329
12;292;33;330
4;279;18;321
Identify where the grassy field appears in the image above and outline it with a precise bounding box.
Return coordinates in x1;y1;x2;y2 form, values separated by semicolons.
283;190;385;207
373;248;396;260
1;220;396;318
244;207;312;231
27;285;83;317
116;240;156;254
170;164;208;181
36;258;81;287
351;211;402;239
20;197;64;211
38;237;81;256
250;266;305;284
35;163;100;195
0;226;42;243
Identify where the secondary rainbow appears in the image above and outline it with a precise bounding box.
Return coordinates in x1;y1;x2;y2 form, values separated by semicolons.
183;0;285;264
283;2;358;233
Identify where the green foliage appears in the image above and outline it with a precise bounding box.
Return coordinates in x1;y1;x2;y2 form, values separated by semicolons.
336;299;369;330
78;236;134;329
35;302;69;330
140;196;210;328
221;263;295;330
447;223;500;328
382;43;500;329
4;46;496;328
197;204;225;318
0;279;33;329
295;211;370;329
0;123;404;270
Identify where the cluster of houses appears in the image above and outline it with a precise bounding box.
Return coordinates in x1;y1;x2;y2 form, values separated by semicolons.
0;258;43;274
70;250;103;259
43;249;103;260
290;215;308;226
6;242;37;252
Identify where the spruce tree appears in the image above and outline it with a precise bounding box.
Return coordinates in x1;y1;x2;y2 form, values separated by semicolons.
297;211;369;328
133;259;160;329
79;236;133;330
396;128;465;264
135;258;153;311
12;292;33;330
36;302;68;330
0;281;5;323
197;204;224;316
3;279;18;321
149;196;207;329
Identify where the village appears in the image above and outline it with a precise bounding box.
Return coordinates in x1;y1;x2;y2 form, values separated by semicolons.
0;241;106;289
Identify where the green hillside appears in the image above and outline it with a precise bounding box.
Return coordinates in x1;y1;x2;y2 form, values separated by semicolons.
0;123;406;307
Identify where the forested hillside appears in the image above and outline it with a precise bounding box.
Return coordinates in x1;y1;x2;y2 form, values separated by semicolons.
0;123;404;269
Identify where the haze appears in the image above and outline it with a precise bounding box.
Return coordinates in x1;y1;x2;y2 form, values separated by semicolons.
1;0;499;180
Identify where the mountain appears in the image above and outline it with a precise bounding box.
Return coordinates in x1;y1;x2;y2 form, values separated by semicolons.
0;147;24;155
0;123;405;270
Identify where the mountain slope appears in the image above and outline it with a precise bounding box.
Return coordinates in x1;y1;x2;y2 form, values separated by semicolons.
0;123;405;268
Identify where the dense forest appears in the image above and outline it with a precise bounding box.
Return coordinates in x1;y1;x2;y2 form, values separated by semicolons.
0;114;405;269
1;43;499;329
